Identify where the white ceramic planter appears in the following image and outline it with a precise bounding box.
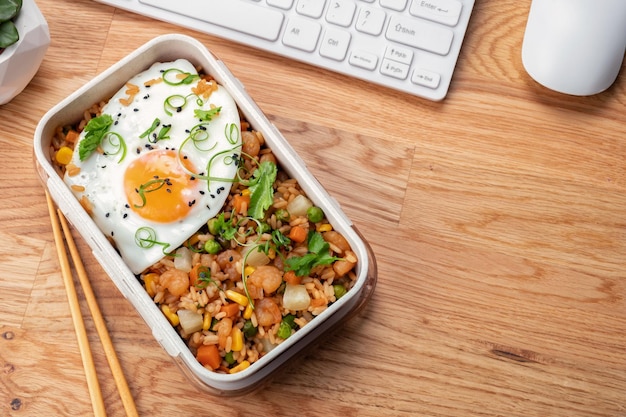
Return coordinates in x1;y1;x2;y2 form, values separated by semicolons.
0;0;50;105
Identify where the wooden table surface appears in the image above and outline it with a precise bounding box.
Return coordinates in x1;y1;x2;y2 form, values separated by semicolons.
2;1;625;416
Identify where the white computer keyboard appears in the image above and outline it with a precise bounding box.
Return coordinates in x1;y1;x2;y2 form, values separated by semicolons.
94;0;475;101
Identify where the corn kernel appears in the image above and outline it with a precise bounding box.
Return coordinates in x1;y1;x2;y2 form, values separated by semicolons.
231;327;243;352
55;146;74;165
317;223;333;233
241;188;251;197
243;303;254;320
229;360;250;374
225;289;248;306
202;312;212;331
161;305;179;326
244;266;256;278
143;273;158;297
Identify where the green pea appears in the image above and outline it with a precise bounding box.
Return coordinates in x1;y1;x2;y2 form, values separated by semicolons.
277;321;293;340
306;206;324;223
242;320;257;338
224;351;236;365
333;284;347;299
204;239;221;254
207;217;219;235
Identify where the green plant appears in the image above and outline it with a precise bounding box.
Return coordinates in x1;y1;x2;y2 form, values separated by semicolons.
0;0;22;52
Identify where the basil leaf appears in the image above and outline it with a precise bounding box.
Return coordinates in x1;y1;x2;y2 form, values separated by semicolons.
248;161;277;220
78;114;114;161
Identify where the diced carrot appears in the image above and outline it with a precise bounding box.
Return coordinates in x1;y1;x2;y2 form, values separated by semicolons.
288;225;307;243
196;344;221;369
283;270;301;285
219;303;240;318
310;298;327;307
65;130;80;143
232;193;250;215
189;264;210;288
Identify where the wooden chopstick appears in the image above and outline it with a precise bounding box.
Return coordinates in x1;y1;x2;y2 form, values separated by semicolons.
46;191;107;417
46;191;139;417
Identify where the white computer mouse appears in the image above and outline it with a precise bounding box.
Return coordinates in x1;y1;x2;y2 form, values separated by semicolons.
521;0;626;96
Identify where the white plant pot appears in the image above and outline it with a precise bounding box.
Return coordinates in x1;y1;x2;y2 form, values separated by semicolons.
0;0;50;105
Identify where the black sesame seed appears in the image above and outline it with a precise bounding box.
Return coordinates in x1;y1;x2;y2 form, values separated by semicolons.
125;204;130;209
133;108;139;112
199;190;205;195
166;189;172;193
123;213;128;219
105;212;110;218
143;94;150;99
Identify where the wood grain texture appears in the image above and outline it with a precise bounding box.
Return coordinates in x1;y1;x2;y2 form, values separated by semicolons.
1;0;625;416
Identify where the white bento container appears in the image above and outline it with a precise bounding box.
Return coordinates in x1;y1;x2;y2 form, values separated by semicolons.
33;34;376;395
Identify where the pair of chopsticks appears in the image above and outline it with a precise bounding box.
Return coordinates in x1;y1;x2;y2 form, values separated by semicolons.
46;191;139;417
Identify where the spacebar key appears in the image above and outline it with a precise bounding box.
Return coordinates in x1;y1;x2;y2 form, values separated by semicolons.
139;0;285;41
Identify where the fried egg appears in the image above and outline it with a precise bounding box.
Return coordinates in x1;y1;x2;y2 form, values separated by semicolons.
63;59;242;274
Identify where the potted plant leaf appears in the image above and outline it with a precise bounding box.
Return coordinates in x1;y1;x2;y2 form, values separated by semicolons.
0;0;50;105
0;0;21;54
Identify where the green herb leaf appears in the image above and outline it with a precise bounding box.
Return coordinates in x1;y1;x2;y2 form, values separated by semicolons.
285;231;341;277
212;212;238;241
247;161;277;220
194;107;221;121
78;114;113;161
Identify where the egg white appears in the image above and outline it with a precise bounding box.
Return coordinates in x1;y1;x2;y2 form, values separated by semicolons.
64;59;242;274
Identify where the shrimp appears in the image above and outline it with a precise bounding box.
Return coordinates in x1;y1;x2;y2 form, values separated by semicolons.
216;317;233;350
216;250;242;281
241;131;260;158
247;265;283;297
160;269;189;297
255;298;282;327
322;231;351;255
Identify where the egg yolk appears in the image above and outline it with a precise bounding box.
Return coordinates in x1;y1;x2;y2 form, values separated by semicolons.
124;149;199;223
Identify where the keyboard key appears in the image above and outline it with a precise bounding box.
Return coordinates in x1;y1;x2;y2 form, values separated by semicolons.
296;0;327;18
380;59;410;80
349;50;379;70
268;0;295;10
355;6;386;36
139;0;285;41
380;0;408;12
411;68;441;88
283;17;322;52
385;15;453;55
319;27;351;61
384;45;413;65
409;0;463;27
326;0;357;27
